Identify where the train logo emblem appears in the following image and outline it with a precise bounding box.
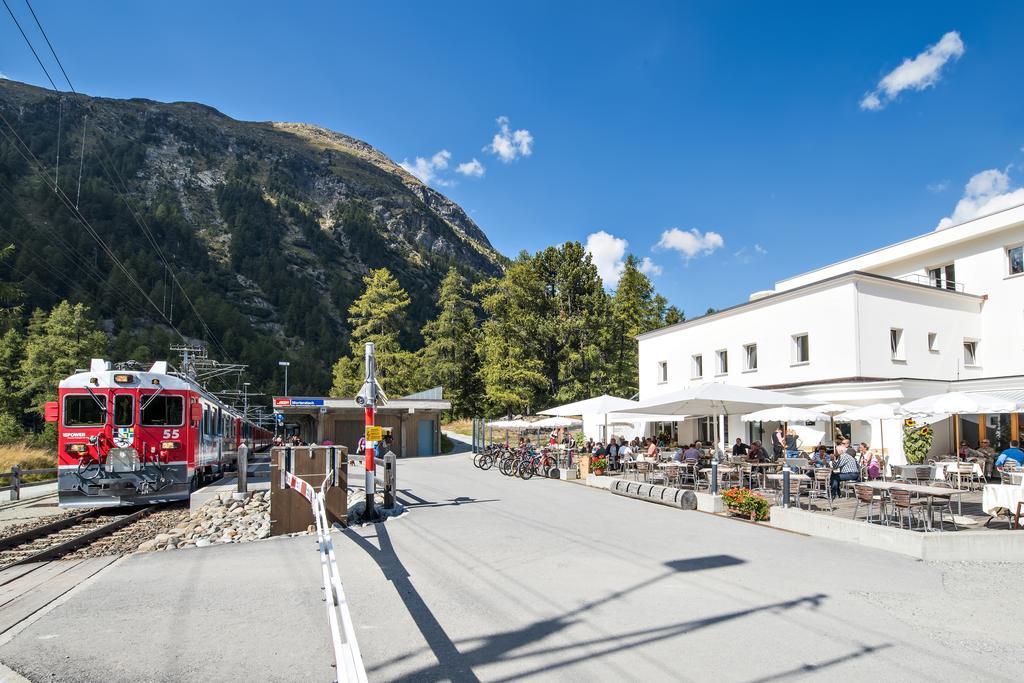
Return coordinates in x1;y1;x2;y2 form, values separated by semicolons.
113;427;134;448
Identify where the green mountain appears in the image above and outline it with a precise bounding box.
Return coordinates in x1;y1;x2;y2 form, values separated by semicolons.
0;78;505;395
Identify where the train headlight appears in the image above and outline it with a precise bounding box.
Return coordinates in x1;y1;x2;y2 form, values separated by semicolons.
160;440;181;450
65;443;88;454
113;373;133;384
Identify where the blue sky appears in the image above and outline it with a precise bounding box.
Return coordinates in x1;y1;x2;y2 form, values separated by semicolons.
2;1;1023;316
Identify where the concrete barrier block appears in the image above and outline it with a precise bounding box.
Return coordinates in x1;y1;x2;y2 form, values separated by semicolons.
608;479;697;510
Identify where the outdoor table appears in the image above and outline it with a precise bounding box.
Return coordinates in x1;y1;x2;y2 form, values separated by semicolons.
699;465;738;489
858;480;968;529
982;483;1024;525
932;460;984;486
1008;471;1024;485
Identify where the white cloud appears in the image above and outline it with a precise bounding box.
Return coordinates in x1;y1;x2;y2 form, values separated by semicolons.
754;244;767;255
0;73;8;80
584;231;628;287
927;180;950;194
639;257;662;276
456;158;485;178
486;116;533;162
936;168;1024;230
656;227;725;260
861;31;964;111
399;150;453;186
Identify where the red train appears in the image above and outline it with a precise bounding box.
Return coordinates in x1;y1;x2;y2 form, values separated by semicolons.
46;359;271;507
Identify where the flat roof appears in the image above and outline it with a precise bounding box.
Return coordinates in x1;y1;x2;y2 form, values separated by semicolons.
636;270;981;342
272;396;451;412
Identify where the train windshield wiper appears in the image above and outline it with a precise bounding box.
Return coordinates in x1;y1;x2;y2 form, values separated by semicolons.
84;386;107;416
141;385;164;411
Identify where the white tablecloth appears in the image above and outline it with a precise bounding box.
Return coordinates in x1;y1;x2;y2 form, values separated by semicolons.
932;461;984;479
982;484;1024;516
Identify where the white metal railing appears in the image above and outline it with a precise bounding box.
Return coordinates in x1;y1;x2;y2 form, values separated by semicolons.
899;273;966;293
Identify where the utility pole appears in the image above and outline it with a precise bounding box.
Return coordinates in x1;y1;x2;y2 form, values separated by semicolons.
243;382;251;420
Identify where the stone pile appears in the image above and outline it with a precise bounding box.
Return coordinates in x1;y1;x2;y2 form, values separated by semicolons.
136;490;272;552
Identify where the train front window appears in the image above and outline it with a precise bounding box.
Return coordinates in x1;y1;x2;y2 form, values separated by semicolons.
141;395;184;426
113;395;134;427
64;395;107;426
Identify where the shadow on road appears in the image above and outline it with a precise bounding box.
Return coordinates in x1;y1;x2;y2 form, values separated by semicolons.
342;529;842;682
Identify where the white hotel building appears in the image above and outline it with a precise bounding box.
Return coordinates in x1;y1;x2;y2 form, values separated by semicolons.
636;205;1024;463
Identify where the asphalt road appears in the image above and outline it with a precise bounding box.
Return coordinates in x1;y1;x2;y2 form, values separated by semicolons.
2;451;1021;681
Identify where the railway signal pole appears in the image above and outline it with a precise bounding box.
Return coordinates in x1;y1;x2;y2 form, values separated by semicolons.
359;342;379;522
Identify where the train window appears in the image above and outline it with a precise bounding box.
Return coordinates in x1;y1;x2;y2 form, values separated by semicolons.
64;395;106;426
113;395;134;426
141;395;184;426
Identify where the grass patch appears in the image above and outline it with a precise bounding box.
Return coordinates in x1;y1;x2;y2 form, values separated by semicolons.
0;444;57;483
440;434;455;454
443;418;473;437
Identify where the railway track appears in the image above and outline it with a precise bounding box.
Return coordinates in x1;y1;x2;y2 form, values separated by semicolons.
0;506;159;573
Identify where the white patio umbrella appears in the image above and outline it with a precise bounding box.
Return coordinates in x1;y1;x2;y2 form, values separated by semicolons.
740;407;828;423
900;391;1020;454
835;403;902;460
532;416;583;429
540;394;638;442
811;403;855;446
620;384;817;449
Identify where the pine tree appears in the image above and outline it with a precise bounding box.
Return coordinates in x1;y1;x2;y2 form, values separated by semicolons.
420;268;483;416
19;302;107;414
607;255;661;397
330;269;423;398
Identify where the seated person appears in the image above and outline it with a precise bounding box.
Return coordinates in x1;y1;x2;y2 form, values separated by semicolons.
746;441;766;462
592;441;606;457
830;448;861;497
618;442;634;461
859;446;881;480
732;437;748;456
809;445;830;468
995;440;1024;469
682;443;701;462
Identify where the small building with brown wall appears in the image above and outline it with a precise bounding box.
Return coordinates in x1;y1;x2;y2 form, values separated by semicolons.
271;387;450;457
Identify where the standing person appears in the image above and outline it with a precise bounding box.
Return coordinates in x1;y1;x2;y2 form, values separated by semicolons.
607;437;620;470
784;429;801;459
771;426;785;460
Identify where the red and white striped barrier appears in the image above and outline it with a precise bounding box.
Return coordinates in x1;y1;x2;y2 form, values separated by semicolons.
283;470;367;682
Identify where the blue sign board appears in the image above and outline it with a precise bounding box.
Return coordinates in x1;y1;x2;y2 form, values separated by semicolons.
275;412;284;423
290;398;325;407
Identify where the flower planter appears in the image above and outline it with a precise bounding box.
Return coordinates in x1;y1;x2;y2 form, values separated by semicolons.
726;506;758;521
593;468;605;476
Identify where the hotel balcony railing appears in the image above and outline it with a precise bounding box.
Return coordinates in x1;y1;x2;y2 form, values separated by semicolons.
899;273;966;293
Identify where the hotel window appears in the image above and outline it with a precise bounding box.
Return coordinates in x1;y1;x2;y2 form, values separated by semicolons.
691;354;703;379
716;349;728;375
743;343;758;371
927;332;939;353
1009;245;1024;276
928;263;956;290
657;361;668;384
963;340;979;367
792;334;810;364
890;328;905;361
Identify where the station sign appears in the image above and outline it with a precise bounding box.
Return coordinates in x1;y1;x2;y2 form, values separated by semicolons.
365;425;383;441
273;397;325;407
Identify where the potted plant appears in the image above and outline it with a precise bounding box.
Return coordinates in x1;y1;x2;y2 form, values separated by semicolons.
721;487;770;521
902;419;932;464
590;456;608;475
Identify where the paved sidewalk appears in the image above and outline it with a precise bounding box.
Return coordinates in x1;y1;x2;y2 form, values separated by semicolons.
2;451;1021;681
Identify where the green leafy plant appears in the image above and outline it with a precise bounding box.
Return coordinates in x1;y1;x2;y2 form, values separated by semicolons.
721;487;770;521
902;419;932;464
590;456;608;471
